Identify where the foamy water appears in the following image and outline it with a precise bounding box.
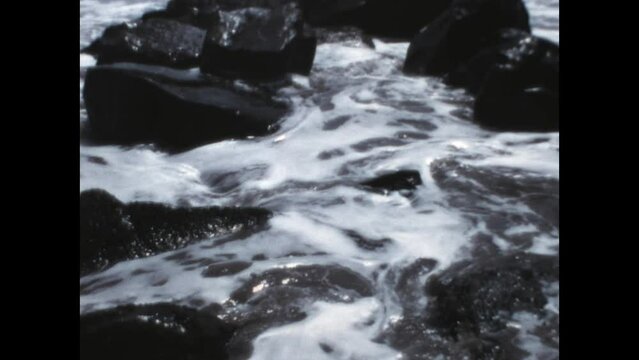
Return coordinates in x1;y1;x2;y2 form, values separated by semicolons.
80;1;559;359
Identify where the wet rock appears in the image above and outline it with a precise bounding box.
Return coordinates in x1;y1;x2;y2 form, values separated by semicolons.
230;264;374;303
202;261;253;277
424;253;558;337
344;230;392;251
200;2;317;79
83;19;205;68
404;0;531;76
222;264;373;358
80;189;271;276
385;253;558;359
446;29;558;94
361;170;423;192
430;158;558;237
80;303;234;360
83;63;289;152
394;258;438;314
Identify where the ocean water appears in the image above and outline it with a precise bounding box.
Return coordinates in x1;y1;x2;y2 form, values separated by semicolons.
80;1;559;359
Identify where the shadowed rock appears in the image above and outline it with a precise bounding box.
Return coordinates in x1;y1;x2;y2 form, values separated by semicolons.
404;0;531;76
80;303;234;360
361;170;423;192
200;2;317;79
80;189;271;276
82;63;289;152
83;18;205;68
221;264;374;358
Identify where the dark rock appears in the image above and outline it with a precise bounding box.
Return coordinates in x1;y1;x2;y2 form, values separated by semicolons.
80;189;271;276
404;0;531;76
424;253;558;337
80;303;234;360
446;29;557;93
430;158;558;238
230;264;374;303
361;170;423;192
474;71;558;132
200;2;317;79
84;19;205;68
221;264;373;358
202;261;253;277
83;63;289;152
444;28;559;131
344;230;392;251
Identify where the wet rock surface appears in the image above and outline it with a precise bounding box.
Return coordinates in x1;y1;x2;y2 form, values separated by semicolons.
82;63;290;151
361;169;423;193
84;18;206;68
200;2;317;79
404;0;531;76
80;189;271;276
80;303;235;360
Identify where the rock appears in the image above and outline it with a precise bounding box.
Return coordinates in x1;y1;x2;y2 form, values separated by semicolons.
404;0;531;76
83;19;205;68
202;261;253;277
200;2;317;79
80;303;234;360
229;265;374;303
82;63;289;151
221;264;373;358
361;170;423;192
424;253;558;337
446;29;556;93
343;230;392;251
80;189;271;276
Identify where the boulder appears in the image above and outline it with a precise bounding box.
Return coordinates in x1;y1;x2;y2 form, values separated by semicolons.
464;30;559;131
424;253;558;337
83;18;205;68
361;170;423;192
80;189;271;276
200;2;317;78
80;303;234;360
404;0;531;76
82;63;290;151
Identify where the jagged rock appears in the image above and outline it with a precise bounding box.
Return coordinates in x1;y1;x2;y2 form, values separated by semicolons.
404;0;531;76
80;303;235;360
83;18;205;68
82;63;289;151
80;189;271;276
200;2;317;79
361;170;423;192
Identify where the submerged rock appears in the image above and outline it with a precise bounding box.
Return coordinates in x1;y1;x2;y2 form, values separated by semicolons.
200;2;317;79
80;303;234;360
82;63;289;152
404;0;531;76
424;253;558;336
83;18;205;68
80;189;271;276
361;170;423;192
385;253;558;359
221;264;374;358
